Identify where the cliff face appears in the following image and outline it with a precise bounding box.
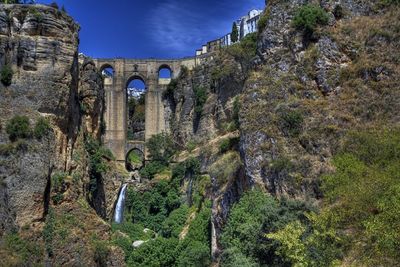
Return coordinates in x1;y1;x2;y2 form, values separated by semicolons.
0;4;80;234
242;0;399;198
0;4;124;266
165;0;400;261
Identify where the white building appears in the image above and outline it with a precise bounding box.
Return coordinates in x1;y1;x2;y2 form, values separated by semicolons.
220;9;263;47
195;8;264;56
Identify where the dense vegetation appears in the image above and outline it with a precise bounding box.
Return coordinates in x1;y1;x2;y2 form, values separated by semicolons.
220;189;315;266
140;133;176;179
215;129;399;267
113;153;212;266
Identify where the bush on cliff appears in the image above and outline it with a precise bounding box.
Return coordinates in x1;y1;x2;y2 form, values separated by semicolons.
193;86;208;116
6;115;32;142
34;117;52;140
293;4;329;36
0;64;13;86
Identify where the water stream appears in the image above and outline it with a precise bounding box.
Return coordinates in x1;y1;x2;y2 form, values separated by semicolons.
114;184;128;224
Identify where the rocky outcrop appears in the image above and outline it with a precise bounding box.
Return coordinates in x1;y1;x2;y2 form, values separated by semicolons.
0;4;79;234
241;0;399;198
79;56;105;139
166;53;244;147
0;4;125;265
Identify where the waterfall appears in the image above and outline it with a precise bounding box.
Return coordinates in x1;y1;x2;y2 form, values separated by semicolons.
114;184;128;224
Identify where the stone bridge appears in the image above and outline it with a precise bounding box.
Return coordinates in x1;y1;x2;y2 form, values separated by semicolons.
93;57;197;161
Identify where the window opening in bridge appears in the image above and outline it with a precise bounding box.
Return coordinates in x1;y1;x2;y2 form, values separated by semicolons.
158;66;172;85
101;66;114;86
127;78;146;142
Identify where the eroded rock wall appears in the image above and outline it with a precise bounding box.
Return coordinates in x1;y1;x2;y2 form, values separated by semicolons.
0;4;80;234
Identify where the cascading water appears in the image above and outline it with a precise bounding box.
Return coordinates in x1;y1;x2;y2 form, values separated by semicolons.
114;184;128;224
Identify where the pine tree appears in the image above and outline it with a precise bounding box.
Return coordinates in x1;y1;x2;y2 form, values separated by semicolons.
231;22;239;43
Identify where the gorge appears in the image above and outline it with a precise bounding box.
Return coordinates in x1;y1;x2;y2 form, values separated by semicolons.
0;1;400;267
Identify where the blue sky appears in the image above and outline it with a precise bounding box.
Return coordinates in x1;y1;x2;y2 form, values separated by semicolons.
38;0;265;59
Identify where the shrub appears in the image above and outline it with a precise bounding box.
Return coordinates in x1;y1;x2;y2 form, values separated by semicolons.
293;4;329;35
161;204;189;238
226;33;257;75
128;237;179;266
147;132;175;164
221;247;258;267
219;137;239;154
34;117;51;139
0;143;14;156
221;189;315;266
139;161;166;180
219;138;231;153
193;86;208;116
381;0;400;5
209;151;242;185
321;129;400;265
43;208;55;256
127;150;143;165
84;137;114;196
232;96;240;129
4;233;42;263
93;239;110;267
0;64;13;86
280;110;304;137
6;115;31;141
270;157;294;173
186;140;197;152
177;241;211;267
257;11;269;32
51;171;67;191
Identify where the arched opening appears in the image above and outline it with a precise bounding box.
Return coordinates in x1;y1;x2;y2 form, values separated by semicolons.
126;148;145;171
100;64;114;86
158;65;172;85
126;76;146;141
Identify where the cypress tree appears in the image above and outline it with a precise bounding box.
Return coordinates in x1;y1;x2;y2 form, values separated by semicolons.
231;22;239;43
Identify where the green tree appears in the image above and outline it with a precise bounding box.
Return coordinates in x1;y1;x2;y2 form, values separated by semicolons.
193;86;208;116
6;115;32;141
177;241;211;267
146;132;175;164
293;4;329;36
320;129;400;265
266;221;308;267
33;117;51;139
128;237;179;266
226;33;257;76
231;22;239;43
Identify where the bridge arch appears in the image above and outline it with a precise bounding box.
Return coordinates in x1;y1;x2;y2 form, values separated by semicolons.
100;64;115;86
158;64;172;85
126;75;147;142
126;74;147;90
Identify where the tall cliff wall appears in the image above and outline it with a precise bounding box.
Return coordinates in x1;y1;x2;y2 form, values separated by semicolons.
0;4;80;232
0;4;125;266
